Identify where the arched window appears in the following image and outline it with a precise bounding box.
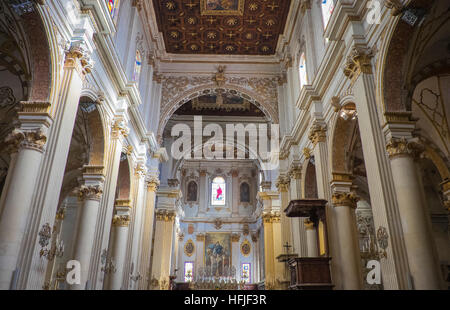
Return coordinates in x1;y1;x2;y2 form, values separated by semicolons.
107;0;120;21
321;0;335;29
299;53;308;88
211;176;226;206
132;49;142;83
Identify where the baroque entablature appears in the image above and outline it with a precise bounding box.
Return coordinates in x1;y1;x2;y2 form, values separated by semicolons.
157;74;280;142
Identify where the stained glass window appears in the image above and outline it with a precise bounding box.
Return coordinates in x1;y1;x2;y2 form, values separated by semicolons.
211;177;226;206
184;262;194;282
242;263;251;283
321;0;335;29
299;53;308;88
107;0;120;21
132;50;142;83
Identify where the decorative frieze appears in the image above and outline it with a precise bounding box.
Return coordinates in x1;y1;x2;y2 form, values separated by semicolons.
386;137;424;159
112;215;130;227
114;199;132;210
78;184;104;201
19;101;51;115
343;47;374;82
308;122;327;146
5;128;47;153
332;192;359;208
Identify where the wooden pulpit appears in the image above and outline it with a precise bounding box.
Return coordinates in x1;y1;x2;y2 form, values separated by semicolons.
285;199;334;290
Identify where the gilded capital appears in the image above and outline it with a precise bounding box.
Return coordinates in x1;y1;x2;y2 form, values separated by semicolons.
300;0;311;13
78;184;104;201
289;166;302;180
386;137;424;159
308;122;327;145
111;119;129;139
332;191;359;208
132;0;143;11
196;233;205;242
304;219;315;230
343;47;374;82
146;175;160;192
64;43;92;77
112;215;130;227
155;209;176;222
231;233;241;243
303;147;312;159
135;163;147;178
5;128;47;153
384;0;404;16
275;176;289;193
262;212;281;224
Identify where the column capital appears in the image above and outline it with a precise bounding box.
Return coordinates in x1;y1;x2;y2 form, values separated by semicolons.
146;174;160;192
155;209;176;222
275;175;289;193
112;215;130;227
384;0;404;16
134;162;147;178
78;184;104;201
343;46;374;82
304;219;315;230
308;122;327;146
260;181;272;191
5;128;47;153
111;119;129;140
332;191;359;208
231;233;241;243
303;147;312;159
64;42;92;77
132;0;143;11
386;137;424;159
167;178;180;188
196;233;205;242
300;0;311;13
288;165;302;180
262;211;281;223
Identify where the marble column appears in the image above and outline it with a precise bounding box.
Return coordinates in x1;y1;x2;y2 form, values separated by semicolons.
91;119;129;289
0;124;50;289
138;173;159;289
70;169;104;290
304;219;319;257
106;212;130;290
331;174;363;290
386;137;443;289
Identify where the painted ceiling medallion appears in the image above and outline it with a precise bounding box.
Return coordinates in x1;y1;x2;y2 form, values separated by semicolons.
152;0;291;55
200;0;245;16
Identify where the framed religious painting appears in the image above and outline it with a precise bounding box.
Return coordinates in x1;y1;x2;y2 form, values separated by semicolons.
204;233;231;277
200;0;245;16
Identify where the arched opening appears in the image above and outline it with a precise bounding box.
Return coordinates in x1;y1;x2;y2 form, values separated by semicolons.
43;97;106;289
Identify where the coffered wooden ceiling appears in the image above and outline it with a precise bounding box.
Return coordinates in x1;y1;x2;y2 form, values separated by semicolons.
152;0;292;55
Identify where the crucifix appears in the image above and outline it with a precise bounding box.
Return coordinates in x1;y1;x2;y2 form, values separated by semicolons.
283;242;292;254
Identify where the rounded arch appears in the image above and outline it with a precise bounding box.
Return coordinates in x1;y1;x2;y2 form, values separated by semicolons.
380;0;448;112
158;84;279;142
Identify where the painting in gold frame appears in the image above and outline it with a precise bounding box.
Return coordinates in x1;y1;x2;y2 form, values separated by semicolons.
200;0;245;16
204;233;232;277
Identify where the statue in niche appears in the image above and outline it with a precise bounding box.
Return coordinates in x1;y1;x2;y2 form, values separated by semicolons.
187;181;198;202
240;182;250;203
